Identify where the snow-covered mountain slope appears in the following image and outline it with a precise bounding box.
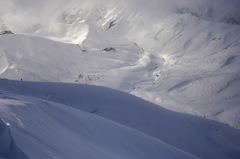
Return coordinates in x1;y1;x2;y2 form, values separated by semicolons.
0;0;240;158
96;0;240;129
1;0;240;129
1;79;240;159
0;33;142;86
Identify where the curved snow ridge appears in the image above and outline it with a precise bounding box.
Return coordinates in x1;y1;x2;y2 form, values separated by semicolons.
0;118;29;159
0;93;197;159
1;79;240;159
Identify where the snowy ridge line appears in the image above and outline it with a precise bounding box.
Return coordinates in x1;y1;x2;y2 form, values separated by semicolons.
0;78;240;159
0;81;199;159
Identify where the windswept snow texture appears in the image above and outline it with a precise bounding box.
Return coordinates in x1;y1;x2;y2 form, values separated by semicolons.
1;79;240;159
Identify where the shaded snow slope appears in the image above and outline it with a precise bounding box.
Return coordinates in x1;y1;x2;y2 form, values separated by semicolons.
1;79;240;159
0;80;198;159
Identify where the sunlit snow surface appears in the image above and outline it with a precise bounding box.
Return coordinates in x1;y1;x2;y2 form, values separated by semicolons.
1;0;240;158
